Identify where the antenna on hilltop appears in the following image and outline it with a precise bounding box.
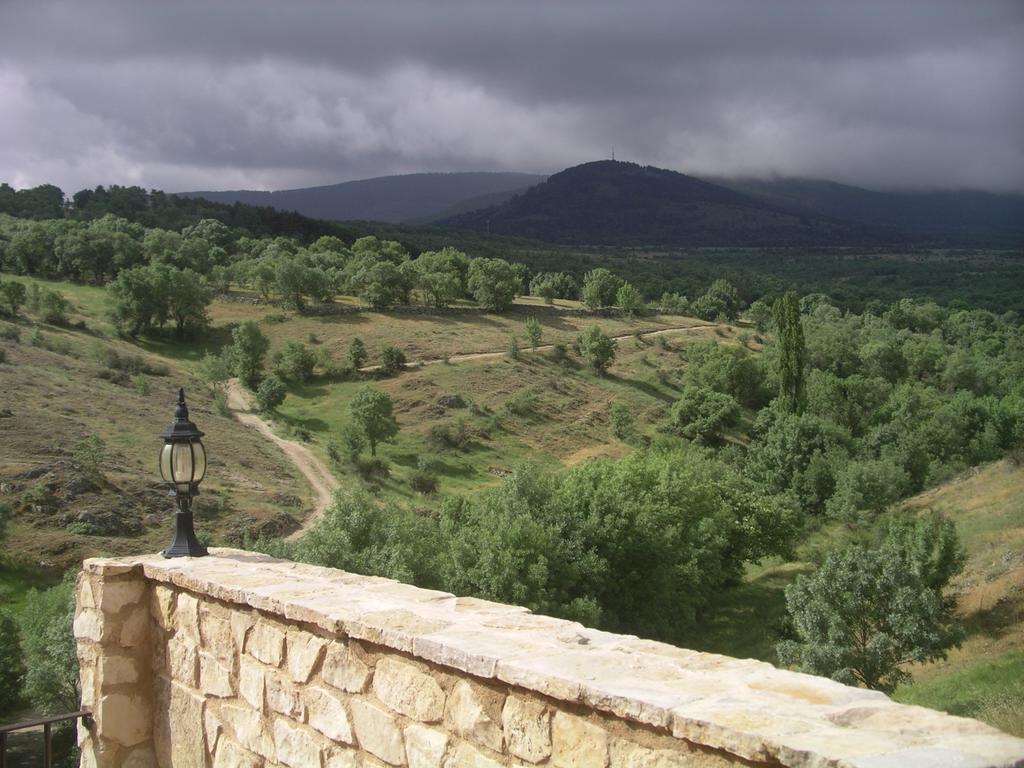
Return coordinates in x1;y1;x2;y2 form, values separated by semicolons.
611;147;615;161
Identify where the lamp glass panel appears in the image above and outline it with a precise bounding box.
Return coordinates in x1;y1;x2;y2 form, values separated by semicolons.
160;443;173;484
172;441;194;487
193;441;206;484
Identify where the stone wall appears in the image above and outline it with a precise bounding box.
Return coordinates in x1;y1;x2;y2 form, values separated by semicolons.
74;549;1024;768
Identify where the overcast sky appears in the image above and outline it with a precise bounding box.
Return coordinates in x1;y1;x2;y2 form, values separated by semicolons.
1;0;1022;194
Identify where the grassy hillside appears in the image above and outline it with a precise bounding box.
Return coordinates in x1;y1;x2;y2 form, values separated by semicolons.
691;458;1024;735
0;277;314;573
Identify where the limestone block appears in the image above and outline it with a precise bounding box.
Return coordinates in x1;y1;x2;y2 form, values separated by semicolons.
79;661;96;708
351;698;407;766
119;607;149;648
230;609;257;649
217;702;275;760
99;654;140;686
214;737;262;768
273;718;325;768
121;744;158;768
99;692;152;748
445;679;504;752
247;619;286;667
266;671;304;718
166;682;208;768
200;604;235;659
168;634;199;686
322;643;372;693
288;629;328;683
73;608;106;643
404;724;449;768
442;742;504;768
151;584;176;630
608;738;723;768
306;684;355;743
502;695;551;764
239;656;266;711
77;571;98;606
373;656;446;723
551;711;609;768
325;748;359;768
175;591;201;643
99;578;146;615
200;652;235;698
204;705;223;760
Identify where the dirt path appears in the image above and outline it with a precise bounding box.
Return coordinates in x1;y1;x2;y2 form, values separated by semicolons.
225;379;339;540
361;322;720;371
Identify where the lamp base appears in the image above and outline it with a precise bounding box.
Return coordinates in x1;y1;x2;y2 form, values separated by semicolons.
162;510;209;558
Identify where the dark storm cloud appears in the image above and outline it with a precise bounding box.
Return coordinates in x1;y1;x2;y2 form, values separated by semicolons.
1;0;1021;193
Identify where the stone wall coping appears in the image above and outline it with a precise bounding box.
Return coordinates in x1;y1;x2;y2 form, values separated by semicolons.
83;549;1024;768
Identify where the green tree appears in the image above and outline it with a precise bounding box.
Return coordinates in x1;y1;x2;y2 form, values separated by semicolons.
380;345;406;375
467;258;519;312
197;351;232;393
0;610;24;713
273;340;317;383
616;282;643;316
772;291;806;414
255;375;287;412
778;515;966;693
350;386;399;456
16;574;79;713
347;337;368;371
608;402;637;443
581;268;622;310
578;325;616;374
692;279;741;321
671;384;741;443
413;247;467;307
228;320;270;389
524;316;542;351
506;332;520;360
0;279;27;317
747;299;772;332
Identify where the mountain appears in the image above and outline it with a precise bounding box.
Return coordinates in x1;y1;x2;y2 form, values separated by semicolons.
439;161;893;247
708;177;1024;245
180;172;547;224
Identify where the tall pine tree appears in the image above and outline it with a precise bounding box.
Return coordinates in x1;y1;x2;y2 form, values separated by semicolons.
772;291;806;414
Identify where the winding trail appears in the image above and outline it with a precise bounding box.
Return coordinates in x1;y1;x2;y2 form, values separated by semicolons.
225;379;339;540
226;322;722;536
360;322;720;371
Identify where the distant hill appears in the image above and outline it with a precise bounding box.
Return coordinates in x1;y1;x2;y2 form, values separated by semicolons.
708;177;1024;245
439;161;892;247
181;172;547;224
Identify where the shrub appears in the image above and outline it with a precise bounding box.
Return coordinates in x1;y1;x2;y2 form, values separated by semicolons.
548;343;568;363
504;390;536;417
355;456;390;480
131;373;150;395
255;375;287;412
410;462;439;494
272;340;317;383
0;325;20;342
609;402;637;443
71;434;105;481
347;337;368;370
337;425;367;462
578;326;616;374
506;332;520;361
524;317;542;350
670;384;740;443
213;391;231;417
380;345;406;375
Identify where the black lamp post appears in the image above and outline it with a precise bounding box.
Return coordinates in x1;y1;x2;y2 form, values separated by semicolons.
159;387;208;558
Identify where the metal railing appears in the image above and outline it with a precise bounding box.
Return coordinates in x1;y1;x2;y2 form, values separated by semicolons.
0;709;91;768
